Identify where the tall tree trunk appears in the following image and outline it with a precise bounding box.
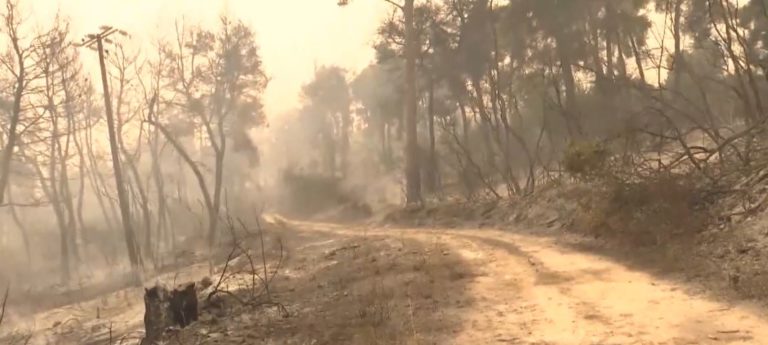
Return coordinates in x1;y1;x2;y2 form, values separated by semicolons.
209;147;225;247
629;31;647;84
340;110;351;177
0;47;24;205
555;33;582;138
673;0;683;66
84;113;119;233
471;78;497;173
403;0;422;205
208;100;228;248
58;125;80;269
38;71;73;285
457;100;475;193
323;129;337;176
425;75;438;194
7;192;30;265
124;151;154;266
74;130;87;247
606;29;615;79
117;112;154;266
60;93;81;268
460;100;470;146
591;24;606;90
379;118;387;165
150;121;215;250
26;129;71;285
150;121;169;263
616;32;628;79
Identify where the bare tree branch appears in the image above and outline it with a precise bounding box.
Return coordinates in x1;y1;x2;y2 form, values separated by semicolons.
0;285;9;328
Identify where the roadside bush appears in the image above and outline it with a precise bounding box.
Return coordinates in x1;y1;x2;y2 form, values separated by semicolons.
573;172;708;246
280;170;367;218
564;138;707;243
563;140;611;181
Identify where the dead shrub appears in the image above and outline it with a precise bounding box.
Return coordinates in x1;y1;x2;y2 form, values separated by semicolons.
563;137;713;246
563;140;610;181
355;280;398;345
574;173;708;246
356;281;393;328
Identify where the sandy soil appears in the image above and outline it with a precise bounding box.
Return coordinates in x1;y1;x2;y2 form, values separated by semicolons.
4;218;768;344
299;222;768;345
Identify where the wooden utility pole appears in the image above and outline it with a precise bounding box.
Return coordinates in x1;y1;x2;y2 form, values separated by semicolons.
78;27;141;281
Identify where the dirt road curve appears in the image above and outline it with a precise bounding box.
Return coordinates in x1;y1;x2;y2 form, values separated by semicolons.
292;220;768;345
7;219;768;345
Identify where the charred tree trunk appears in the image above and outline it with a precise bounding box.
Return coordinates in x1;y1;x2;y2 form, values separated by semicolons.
629;31;647;84
673;0;683;68
150;118;169;263
378;118;387;166
616;31;628;79
7;192;30;265
340;109;351;177
209;147;225;247
74;128;88;247
425;74;438;194
404;0;422;205
60;98;81;268
457;100;475;194
0;29;25;205
323;128;337;176
555;32;582;138
591;24;606;89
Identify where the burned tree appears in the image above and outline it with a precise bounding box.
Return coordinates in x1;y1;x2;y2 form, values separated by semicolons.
149;18;267;248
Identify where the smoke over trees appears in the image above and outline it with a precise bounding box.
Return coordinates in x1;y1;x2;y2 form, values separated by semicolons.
0;1;268;294
306;0;768;205
2;0;768;337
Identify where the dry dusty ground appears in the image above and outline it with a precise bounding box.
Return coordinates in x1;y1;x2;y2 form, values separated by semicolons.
280;221;768;345
4;218;768;344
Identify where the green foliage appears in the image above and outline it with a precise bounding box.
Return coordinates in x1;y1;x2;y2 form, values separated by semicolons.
354;0;768;200
301;66;351;114
563;140;610;180
351;62;402;127
163;17;267;149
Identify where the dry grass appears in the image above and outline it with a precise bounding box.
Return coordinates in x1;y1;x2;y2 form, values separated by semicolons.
573;174;708;246
355;280;396;344
150;228;472;345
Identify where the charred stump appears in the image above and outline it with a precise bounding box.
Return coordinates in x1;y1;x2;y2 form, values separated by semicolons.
170;282;198;327
142;282;198;344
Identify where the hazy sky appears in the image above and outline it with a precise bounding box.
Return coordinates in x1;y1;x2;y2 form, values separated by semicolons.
28;0;390;119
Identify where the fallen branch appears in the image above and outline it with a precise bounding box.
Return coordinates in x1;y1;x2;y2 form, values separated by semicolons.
0;199;50;208
202;210;286;318
232;240;264;298
206;244;238;303
255;216;271;299
0;285;9;329
5;333;31;345
221;215;266;298
262;238;285;297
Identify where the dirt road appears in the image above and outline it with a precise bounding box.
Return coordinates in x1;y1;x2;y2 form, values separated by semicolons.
290;220;768;345
6;218;768;345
